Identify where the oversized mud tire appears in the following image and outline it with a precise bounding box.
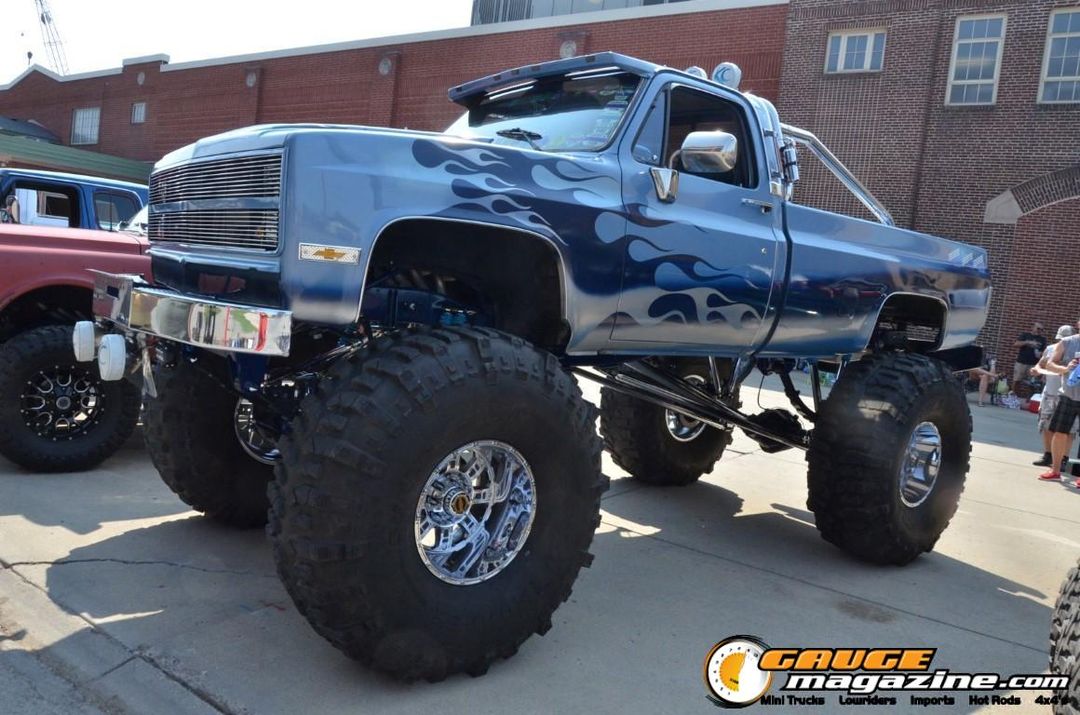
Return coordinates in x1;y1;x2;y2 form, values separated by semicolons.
806;353;970;565
599;361;730;486
269;327;606;681
143;360;274;527
1051;560;1080;713
0;326;139;472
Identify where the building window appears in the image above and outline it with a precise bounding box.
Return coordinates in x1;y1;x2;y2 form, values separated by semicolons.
825;30;886;73
131;101;147;124
71;107;100;145
1040;9;1080;103
946;15;1006;105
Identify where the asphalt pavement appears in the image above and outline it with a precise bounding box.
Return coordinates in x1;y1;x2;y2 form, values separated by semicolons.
0;372;1076;714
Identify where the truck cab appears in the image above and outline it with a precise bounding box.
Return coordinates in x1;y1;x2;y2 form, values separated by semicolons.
0;168;147;232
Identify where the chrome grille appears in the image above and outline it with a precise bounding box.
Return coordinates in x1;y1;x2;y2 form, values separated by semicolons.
148;153;282;251
149;154;281;203
149;209;278;251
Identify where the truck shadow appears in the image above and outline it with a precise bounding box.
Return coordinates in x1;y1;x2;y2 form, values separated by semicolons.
0;428;189;534
11;476;1052;713
596;478;1053;711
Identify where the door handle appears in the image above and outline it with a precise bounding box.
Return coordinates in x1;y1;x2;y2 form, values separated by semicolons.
741;198;773;214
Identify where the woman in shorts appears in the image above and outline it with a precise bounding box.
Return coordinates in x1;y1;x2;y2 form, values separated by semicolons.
1033;325;1077;473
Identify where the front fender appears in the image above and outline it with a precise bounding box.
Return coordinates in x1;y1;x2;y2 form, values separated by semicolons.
281;132;626;348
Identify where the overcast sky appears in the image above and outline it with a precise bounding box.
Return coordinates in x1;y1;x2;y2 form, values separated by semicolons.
1;0;473;82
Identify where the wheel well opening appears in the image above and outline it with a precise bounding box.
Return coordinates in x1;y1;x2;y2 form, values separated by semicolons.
0;285;92;342
871;294;947;352
365;220;568;351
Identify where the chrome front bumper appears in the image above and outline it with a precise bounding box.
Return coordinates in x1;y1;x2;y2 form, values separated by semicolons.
91;272;292;357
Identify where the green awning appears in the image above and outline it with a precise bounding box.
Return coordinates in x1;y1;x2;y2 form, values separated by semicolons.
0;134;152;183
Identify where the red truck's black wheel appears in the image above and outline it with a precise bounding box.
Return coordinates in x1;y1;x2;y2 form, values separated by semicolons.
142;360;274;527
806;352;970;565
0;325;139;472
1051;560;1080;713
268;327;606;681
600;360;731;486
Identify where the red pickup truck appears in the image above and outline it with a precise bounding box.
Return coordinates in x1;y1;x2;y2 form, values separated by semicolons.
0;222;149;471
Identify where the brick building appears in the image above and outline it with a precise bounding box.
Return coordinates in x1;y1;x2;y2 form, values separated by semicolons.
0;0;786;164
0;0;1077;364
779;0;1080;366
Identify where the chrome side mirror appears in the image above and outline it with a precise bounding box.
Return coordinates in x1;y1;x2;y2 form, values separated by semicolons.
672;131;738;173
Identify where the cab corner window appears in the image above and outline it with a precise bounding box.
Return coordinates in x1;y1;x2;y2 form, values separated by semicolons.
664;86;756;189
631;92;667;166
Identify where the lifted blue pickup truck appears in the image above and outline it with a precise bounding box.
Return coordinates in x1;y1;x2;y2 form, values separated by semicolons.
78;53;990;681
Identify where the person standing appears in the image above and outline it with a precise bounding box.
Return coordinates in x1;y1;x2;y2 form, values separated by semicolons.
1039;332;1080;483
1013;322;1046;387
1032;325;1076;467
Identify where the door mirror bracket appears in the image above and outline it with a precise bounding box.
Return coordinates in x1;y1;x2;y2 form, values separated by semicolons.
650;167;679;203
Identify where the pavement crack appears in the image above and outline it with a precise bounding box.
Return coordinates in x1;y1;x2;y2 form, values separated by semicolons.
137;650;240;715
5;558;278;579
959;497;1080;526
601;484;644;501
90;655;136;682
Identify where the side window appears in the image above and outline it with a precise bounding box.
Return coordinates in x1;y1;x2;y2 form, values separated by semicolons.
631;91;667;166
40;191;72;220
664;87;756;188
94;191;139;231
8;185;80;227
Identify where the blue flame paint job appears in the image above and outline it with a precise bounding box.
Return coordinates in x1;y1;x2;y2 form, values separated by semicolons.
146;54;990;362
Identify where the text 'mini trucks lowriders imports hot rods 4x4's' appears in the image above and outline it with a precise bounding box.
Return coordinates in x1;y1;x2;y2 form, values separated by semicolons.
74;53;991;681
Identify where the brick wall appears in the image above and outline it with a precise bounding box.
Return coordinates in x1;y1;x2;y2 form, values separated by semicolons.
1003;198;1080;361
778;0;1080;365
0;3;787;163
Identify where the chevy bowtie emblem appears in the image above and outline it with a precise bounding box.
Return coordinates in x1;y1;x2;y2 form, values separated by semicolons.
313;247;346;260
299;243;361;264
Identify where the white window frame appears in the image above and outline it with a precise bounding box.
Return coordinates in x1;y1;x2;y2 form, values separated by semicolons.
824;29;887;74
131;101;147;124
70;106;100;145
945;13;1007;106
1039;7;1080;104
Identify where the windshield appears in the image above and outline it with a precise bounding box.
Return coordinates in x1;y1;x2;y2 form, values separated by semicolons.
445;70;641;153
118;205;148;235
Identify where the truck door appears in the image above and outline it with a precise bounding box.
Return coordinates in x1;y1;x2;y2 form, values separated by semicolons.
611;82;783;350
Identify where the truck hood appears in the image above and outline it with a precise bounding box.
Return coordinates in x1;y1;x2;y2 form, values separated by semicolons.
155;123;448;171
0;224;146;255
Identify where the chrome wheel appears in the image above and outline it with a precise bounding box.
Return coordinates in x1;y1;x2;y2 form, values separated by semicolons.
20;364;103;440
665;374;708;442
899;421;942;508
234;398;280;465
414;440;537;586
